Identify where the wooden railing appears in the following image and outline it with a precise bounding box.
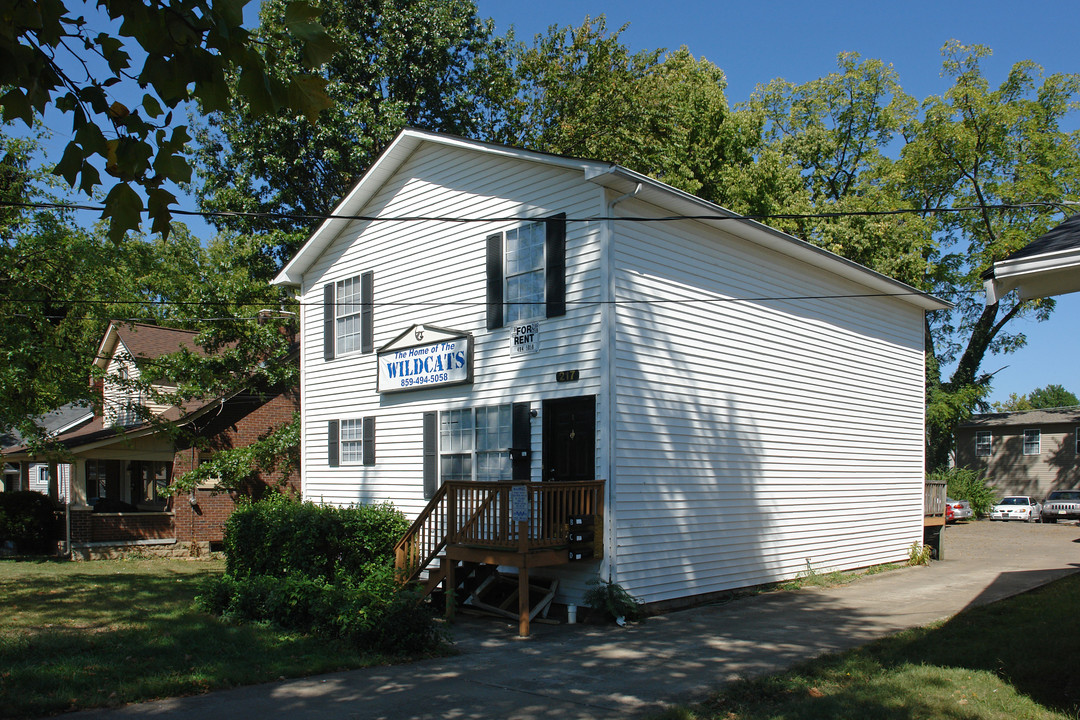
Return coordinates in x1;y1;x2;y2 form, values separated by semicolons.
394;480;605;584
925;479;947;518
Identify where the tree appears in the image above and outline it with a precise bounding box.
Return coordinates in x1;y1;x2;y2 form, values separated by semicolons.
1;0;337;240
494;17;787;213
193;0;502;253
994;384;1079;411
747;44;1080;469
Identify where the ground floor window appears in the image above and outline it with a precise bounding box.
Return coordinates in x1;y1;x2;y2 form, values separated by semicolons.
440;404;513;482
131;460;171;506
85;459;123;501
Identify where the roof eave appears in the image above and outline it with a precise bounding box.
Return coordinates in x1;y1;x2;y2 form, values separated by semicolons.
586;166;952;312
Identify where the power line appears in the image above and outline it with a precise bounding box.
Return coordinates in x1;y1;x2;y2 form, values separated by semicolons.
0;199;1065;225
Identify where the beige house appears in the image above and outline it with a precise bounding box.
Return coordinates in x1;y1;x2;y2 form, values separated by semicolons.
956;407;1080;498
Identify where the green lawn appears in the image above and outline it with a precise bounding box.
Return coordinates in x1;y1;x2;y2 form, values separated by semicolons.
661;572;1080;720
0;556;413;718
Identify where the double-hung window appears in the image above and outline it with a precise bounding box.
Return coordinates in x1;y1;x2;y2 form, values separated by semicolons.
327;417;376;466
504;222;546;324
323;271;373;360
975;430;992;458
486;214;565;329
1023;429;1041;456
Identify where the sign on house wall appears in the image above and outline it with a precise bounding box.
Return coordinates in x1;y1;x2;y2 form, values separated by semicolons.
377;325;472;393
510;322;540;355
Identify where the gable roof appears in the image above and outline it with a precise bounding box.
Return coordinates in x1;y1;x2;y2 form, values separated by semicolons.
94;322;205;371
272;128;949;312
983;213;1080;304
0;402;94;452
961;406;1080;428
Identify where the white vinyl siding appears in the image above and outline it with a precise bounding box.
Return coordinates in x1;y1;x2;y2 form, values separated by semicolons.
609;197;927;605
296;144;605;519
288;135;936;608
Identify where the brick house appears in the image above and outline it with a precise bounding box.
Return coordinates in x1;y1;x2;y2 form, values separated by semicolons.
4;321;300;558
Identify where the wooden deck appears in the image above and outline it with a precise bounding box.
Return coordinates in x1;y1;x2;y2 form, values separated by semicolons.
394;480;605;636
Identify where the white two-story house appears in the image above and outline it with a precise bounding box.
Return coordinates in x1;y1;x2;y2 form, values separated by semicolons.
273;129;948;626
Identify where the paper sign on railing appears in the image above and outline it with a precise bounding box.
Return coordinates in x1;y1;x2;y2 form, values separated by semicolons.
510;485;529;523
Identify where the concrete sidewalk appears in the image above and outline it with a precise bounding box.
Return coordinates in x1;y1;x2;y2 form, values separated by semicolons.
74;521;1080;720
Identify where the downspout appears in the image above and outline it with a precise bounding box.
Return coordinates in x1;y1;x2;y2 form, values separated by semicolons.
602;182;641;585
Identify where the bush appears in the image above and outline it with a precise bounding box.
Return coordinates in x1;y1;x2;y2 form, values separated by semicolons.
0;491;59;554
929;467;997;517
583;578;641;622
223;494;409;584
199;495;442;655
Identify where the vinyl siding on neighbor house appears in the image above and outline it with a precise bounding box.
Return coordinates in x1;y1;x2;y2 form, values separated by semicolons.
956;421;1080;498
609;196;927;604
297;144;607;520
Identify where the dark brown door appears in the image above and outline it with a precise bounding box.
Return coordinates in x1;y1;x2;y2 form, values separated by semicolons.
542;396;595;482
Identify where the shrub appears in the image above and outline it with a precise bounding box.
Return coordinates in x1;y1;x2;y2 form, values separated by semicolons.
0;491;59;554
200;495;441;655
223;495;409;584
929;467;996;517
583;578;641;623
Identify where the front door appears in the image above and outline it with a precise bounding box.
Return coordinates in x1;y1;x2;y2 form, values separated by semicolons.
542;396;596;482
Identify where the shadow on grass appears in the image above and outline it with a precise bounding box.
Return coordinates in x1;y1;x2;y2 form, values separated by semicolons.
715;572;1080;718
0;560;388;718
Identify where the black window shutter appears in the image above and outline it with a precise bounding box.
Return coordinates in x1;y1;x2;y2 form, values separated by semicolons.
362;416;376;466
360;271;374;354
486;232;503;329
327;420;339;467
323;283;335;360
422;412;437;498
512;402;531;481
545;213;567;318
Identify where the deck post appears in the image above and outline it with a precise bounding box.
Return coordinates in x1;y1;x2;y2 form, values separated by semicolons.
517;518;529;637
445;557;456;621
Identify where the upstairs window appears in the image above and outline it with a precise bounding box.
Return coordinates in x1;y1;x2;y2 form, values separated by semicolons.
975;431;992;457
504;222;546;324
323;271;373;360
486;214;565;329
1023;429;1041;456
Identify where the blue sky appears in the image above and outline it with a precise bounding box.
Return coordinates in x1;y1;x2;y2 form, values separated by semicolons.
477;0;1080;405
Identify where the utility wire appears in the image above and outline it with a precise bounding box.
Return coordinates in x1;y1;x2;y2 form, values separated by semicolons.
0;199;1065;225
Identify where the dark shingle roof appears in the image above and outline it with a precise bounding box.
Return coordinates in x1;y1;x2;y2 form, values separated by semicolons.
1005;214;1080;262
961;406;1080;428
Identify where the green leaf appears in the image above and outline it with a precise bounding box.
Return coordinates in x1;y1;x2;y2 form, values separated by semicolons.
147;187;178;238
141;94;163;119
1;88;33;125
53;142;86;187
101;182;144;241
287;76;333;123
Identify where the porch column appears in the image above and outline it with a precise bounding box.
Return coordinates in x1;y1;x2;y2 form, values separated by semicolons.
19;462;29;492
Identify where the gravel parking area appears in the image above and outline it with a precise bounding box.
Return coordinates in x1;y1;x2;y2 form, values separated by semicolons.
945;516;1080;564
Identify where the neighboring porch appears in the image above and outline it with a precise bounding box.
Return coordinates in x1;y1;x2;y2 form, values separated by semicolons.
394;480;605;637
923;477;947;559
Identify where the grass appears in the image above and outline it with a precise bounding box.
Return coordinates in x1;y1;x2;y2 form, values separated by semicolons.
0;556;429;718
661;572;1080;720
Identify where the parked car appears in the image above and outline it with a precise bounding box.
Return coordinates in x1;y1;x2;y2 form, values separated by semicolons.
989;496;1042;522
1040;490;1080;523
945;504;955;523
945;497;973;522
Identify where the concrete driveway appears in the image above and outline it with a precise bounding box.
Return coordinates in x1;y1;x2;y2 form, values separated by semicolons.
73;520;1080;719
